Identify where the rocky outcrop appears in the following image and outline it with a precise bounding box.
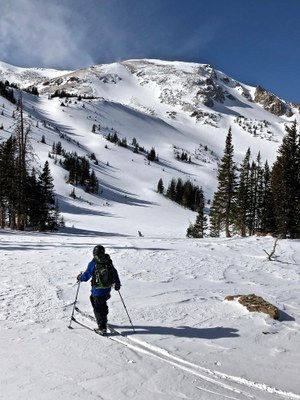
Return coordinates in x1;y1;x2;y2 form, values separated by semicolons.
225;293;280;320
254;86;293;117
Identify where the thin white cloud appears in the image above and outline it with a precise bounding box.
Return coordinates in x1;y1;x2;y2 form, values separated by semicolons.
0;1;222;70
0;0;93;69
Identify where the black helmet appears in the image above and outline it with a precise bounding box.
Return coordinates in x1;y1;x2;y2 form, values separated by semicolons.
93;245;105;257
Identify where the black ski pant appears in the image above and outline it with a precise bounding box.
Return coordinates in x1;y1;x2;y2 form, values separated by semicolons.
90;294;110;329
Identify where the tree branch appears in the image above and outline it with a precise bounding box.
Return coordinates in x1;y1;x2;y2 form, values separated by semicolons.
263;238;279;261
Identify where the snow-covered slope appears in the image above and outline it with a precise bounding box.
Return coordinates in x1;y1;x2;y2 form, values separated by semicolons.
0;60;71;87
1;58;299;236
1;232;300;400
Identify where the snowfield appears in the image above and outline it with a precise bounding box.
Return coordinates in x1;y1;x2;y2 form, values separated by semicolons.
1;231;300;400
0;59;300;399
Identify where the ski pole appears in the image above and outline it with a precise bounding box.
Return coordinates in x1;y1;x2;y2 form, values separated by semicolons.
118;290;135;333
68;280;81;329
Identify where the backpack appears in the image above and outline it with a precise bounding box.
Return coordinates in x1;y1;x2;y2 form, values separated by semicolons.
92;254;115;289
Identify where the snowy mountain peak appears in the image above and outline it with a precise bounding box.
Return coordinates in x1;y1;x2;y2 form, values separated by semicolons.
0;60;72;88
1;59;298;120
0;58;299;237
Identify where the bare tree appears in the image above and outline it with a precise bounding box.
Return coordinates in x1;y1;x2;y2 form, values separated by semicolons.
263;237;279;261
13;92;33;230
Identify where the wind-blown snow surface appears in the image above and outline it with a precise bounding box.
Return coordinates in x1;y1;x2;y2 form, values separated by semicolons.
1;231;300;400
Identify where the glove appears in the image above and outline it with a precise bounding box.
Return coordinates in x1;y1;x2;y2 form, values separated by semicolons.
114;283;121;291
77;273;82;283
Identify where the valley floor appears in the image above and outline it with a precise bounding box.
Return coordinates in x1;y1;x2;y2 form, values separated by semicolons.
1;230;300;399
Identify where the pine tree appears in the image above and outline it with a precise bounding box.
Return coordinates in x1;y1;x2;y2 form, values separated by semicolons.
271;121;300;238
38;161;58;230
56;141;62;155
248;160;258;235
260;161;275;234
0;136;17;228
182;181;194;209
186;189;207;238
147;147;156;161
166;178;176;201
254;152;265;234
25;168;44;230
175;178;184;204
157;178;164;194
194;187;203;212
210;127;237;237
86;170;99;193
13;93;33;230
209;202;221;237
235;148;251;236
0;137;59;231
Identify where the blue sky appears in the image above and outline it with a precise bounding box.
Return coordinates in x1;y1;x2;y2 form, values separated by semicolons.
1;0;299;103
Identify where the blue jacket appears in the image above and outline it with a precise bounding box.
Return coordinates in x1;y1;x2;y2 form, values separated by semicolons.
80;257;121;297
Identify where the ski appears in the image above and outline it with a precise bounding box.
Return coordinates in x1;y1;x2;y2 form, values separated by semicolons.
74;306;124;336
71;316;108;336
71;316;95;332
75;306;94;322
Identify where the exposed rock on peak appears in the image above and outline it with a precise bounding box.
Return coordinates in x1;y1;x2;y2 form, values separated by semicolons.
254;85;293;117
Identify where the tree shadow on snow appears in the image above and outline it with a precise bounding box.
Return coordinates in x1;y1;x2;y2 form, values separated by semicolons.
57;227;128;237
112;325;239;339
109;245;172;251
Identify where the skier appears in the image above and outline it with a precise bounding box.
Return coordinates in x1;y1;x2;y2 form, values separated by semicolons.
77;245;121;334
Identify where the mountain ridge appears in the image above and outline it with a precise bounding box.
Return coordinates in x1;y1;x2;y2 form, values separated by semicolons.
1;58;298;116
0;58;299;236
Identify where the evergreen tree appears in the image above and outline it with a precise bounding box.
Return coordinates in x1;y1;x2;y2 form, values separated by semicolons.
235;148;251;236
147;147;156;161
56;141;62;155
112;132;119;143
210;127;237;237
0;136;17;228
254;152;265;234
0;137;59;231
25;169;44;230
271;121;300;238
119;138;127;147
186;189;207;238
39;161;55;205
166;178;176;201
209;202;221;237
193;187;203;212
86;170;99;193
182;181;194;209
0;81;16;103
175;178;184;204
165;178;205;211
260;161;276;234
248;160;258;235
157;178;164;194
13;94;33;230
79;157;90;185
38;161;58;230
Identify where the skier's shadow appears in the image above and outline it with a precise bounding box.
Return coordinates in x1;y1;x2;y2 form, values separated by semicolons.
112;325;239;339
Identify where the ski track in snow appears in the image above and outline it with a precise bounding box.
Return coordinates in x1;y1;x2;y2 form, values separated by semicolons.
1;233;300;399
75;308;300;400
